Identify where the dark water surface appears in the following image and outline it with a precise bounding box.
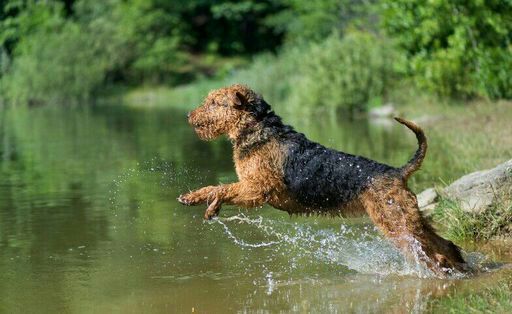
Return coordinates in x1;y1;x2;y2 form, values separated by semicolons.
0;105;510;313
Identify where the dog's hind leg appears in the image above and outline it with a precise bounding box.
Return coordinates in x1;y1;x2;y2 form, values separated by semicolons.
360;180;465;277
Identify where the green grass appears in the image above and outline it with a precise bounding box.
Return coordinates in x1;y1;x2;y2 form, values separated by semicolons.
428;281;512;313
394;91;512;174
433;196;512;242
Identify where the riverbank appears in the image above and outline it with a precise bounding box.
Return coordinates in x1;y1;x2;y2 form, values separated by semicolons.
429;274;512;313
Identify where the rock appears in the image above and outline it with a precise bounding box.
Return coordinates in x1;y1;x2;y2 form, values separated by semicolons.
417;188;438;208
442;159;512;213
417;188;438;216
417;188;438;209
421;203;438;216
368;104;396;118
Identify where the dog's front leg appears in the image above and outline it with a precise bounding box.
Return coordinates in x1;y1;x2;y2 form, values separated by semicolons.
178;186;219;206
178;185;223;219
178;182;266;219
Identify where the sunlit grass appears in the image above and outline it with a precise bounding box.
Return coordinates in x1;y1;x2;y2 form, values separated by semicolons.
433;196;512;242
428;281;512;313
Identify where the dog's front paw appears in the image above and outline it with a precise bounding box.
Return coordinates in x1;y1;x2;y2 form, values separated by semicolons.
177;192;201;206
178;186;219;206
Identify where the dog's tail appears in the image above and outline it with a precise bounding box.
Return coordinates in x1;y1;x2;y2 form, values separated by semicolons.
395;117;427;181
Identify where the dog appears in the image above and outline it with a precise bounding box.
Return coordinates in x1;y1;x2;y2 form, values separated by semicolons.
178;84;466;277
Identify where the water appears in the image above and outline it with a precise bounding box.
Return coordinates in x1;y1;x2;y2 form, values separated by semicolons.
0;105;510;313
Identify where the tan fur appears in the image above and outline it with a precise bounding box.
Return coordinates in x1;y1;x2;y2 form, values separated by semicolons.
360;177;465;275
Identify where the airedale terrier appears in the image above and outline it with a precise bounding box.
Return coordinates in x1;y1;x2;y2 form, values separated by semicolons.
178;84;466;276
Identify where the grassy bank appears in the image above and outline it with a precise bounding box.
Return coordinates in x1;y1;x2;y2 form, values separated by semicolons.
428;278;512;313
394;95;512;242
434;197;512;242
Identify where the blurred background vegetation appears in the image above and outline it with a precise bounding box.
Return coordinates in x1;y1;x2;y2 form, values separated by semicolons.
0;0;511;110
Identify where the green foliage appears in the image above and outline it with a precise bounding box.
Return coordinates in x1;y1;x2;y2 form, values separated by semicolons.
382;0;512;99
227;30;402;113
75;0;188;84
3;0;512;105
267;0;375;43
208;1;284;54
227;49;300;106
3;21;106;105
0;0;285;105
0;1;111;105
291;31;403;112
476;46;512;99
128;30;403;113
0;0;64;50
0;44;8;76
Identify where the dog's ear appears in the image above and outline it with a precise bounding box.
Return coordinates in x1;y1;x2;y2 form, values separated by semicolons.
229;91;247;108
228;89;269;118
236;91;246;105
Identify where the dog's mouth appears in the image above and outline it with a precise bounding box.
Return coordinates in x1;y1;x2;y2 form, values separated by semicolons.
192;123;204;128
191;121;207;130
189;118;211;128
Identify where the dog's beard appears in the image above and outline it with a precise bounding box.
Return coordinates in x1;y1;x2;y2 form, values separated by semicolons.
194;126;219;140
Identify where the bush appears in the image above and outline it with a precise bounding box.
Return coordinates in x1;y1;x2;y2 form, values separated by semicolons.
147;30;403;113
476;47;512;99
267;0;376;43
0;0;286;105
290;31;403;112
227;48;302;105
2;22;107;105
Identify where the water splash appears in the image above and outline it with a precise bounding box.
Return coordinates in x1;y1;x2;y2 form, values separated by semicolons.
214;216;281;248
108;161;490;280
210;213;470;278
109;158;207;211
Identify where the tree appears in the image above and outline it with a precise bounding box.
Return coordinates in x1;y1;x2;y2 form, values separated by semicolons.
382;0;512;99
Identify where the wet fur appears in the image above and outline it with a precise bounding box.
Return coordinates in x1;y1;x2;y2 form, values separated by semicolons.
178;84;466;277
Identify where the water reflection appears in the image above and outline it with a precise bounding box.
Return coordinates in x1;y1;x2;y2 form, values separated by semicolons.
0;105;510;313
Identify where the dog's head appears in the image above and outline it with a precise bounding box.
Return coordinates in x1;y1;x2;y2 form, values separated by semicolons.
187;84;270;140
